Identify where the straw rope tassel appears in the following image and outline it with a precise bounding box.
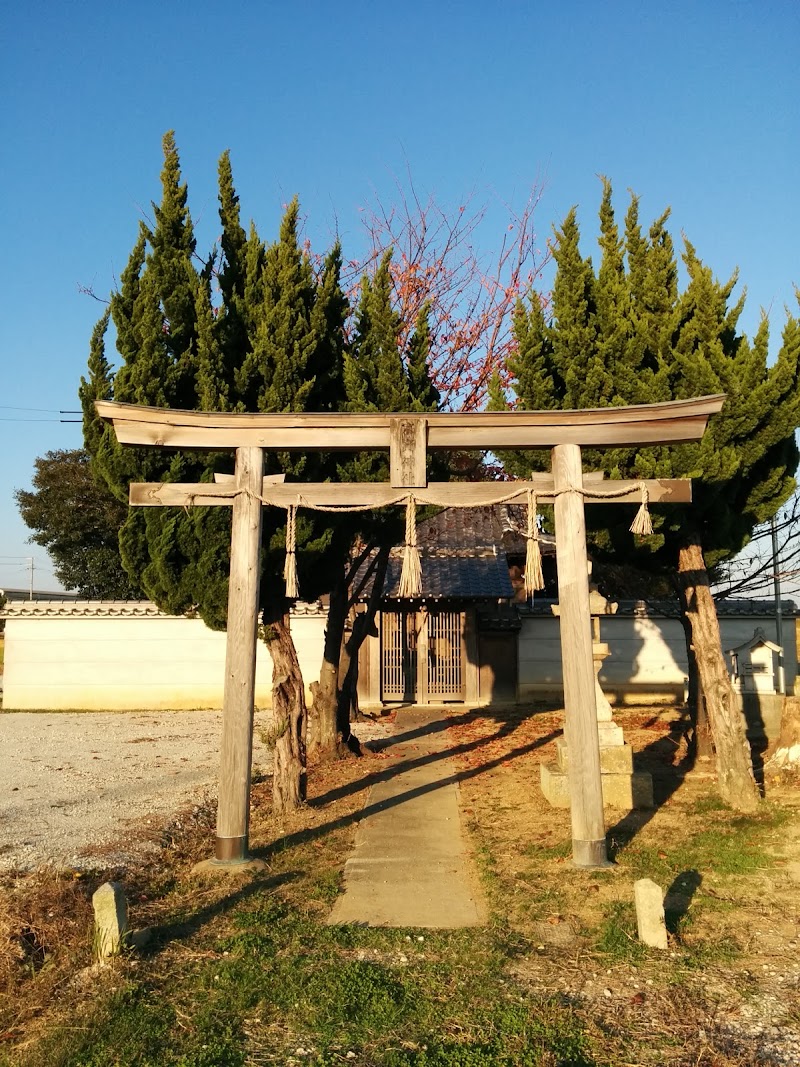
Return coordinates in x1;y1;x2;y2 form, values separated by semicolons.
398;496;422;597
525;490;545;597
283;505;300;598
629;482;654;536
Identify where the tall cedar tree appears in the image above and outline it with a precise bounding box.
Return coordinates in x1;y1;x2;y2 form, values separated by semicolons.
81;134;349;812
309;257;441;755
494;181;800;811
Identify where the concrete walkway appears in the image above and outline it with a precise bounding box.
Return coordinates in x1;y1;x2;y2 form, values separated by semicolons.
327;706;485;928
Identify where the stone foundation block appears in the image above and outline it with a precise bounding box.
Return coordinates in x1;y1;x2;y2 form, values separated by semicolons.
540;760;654;810
601;769;654;809
596;722;625;747
555;737;635;775
540;761;572;808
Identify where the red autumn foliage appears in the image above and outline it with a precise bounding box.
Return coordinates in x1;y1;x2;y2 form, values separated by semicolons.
347;171;551;411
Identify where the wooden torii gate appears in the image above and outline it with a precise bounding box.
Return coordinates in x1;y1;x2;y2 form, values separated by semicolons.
97;394;724;870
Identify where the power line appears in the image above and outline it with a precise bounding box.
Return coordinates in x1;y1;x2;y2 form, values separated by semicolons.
0;405;65;413
0;406;83;423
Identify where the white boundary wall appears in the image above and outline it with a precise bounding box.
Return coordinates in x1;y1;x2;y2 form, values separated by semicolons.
1;601;326;711
2;599;795;711
519;610;798;702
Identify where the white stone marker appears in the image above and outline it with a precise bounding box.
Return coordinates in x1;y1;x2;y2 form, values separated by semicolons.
92;881;129;960
633;878;668;949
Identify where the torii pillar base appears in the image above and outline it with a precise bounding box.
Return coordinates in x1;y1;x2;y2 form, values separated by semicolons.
191;856;268;879
540;644;654;811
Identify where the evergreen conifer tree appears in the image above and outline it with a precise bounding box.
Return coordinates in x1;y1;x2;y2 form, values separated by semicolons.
500;183;800;810
81;137;351;811
308;262;442;754
344;251;410;413
407;302;440;413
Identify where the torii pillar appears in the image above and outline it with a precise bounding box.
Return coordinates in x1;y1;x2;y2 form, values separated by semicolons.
552;444;608;865
96;394;725;871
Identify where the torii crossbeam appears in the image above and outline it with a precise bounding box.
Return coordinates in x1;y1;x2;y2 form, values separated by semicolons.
97;394;725;870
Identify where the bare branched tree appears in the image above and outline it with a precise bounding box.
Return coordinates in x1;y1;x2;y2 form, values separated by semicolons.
712;491;800;603
349;170;551;410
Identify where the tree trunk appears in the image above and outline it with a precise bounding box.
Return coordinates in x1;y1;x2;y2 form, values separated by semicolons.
307;542;388;759
263;606;306;814
307;582;348;758
675;584;714;759
676;539;760;812
765;696;800;771
337;543;391;735
338;608;368;731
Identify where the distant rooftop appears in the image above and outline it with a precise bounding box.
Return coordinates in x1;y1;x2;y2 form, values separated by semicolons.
0;587;80;603
522;597;798;618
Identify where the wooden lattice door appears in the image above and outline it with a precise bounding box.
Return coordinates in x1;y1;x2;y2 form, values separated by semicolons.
381;609;418;701
381;608;464;703
426;610;464;701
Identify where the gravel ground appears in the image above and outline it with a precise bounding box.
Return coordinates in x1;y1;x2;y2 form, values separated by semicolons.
0;710;388;872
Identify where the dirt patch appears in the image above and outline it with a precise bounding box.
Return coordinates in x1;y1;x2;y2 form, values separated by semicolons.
0;710;392;872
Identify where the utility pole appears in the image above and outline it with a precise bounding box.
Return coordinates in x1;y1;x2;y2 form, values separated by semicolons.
770;515;785;695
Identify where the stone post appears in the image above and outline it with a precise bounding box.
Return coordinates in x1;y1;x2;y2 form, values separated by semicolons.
634;878;668;949
92;881;129;960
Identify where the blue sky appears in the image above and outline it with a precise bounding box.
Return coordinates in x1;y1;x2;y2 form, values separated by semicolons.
1;0;798;593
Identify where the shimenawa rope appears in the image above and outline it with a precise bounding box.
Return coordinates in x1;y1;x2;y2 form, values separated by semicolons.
283;505;299;598
163;479;655;599
525;490;545;596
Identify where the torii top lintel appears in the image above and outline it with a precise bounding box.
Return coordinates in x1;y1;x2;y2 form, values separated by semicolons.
95;394;725;451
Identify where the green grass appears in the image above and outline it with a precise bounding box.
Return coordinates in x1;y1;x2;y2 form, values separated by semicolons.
595;901;647;963
608;799;789;881
18;923;597;1067
9;858;599;1067
6;731;798;1067
523;837;572;862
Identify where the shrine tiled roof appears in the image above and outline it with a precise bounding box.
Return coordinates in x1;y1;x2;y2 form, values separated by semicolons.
413;503;554;558
355;505;544;602
380;553;514;601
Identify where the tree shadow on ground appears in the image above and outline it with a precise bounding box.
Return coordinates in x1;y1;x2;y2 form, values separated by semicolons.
605;705;767;865
606;709;699;860
741;691;774;792
608;691;773;860
138;705;558;954
135;870;301;958
312;703;557;809
255;710;560;862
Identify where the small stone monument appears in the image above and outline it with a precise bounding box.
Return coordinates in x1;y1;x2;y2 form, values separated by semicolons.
725;628;785;747
634;878;668;949
541;567;654;809
726;628;783;695
92;881;129;960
